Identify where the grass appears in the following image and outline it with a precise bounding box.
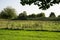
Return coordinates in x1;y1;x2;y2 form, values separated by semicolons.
0;20;60;31
0;29;60;40
0;20;60;40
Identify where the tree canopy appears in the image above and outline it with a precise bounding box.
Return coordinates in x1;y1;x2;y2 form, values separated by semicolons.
20;0;60;10
18;11;27;19
28;13;36;18
58;15;60;17
0;7;17;19
49;12;56;17
37;12;45;17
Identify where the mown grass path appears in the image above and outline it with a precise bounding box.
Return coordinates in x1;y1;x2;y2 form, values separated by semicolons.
0;29;60;40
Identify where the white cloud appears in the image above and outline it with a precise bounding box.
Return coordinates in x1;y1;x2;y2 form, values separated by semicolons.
0;0;60;17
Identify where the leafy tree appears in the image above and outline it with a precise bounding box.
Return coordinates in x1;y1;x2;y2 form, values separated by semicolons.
0;7;17;19
49;12;56;17
58;15;60;17
37;12;45;17
18;11;27;20
0;13;1;18
28;13;36;18
20;0;60;10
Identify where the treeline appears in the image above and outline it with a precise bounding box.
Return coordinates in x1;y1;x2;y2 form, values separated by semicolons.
0;7;60;21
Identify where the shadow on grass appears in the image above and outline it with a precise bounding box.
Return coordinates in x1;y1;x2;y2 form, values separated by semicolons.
0;28;60;32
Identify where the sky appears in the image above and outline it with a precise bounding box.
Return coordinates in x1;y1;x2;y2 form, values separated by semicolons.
0;0;60;17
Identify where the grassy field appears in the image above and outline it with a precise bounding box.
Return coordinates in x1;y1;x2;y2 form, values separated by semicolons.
0;29;60;40
0;20;60;40
0;20;60;31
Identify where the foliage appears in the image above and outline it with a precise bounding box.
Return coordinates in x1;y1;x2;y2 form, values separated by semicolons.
49;12;56;17
18;11;27;20
37;12;45;17
20;0;60;10
58;15;60;17
28;13;36;18
0;7;17;19
0;7;60;20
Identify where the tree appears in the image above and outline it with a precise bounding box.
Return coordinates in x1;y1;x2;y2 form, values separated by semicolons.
49;12;56;17
37;12;45;17
0;7;17;19
20;0;60;10
18;11;27;20
58;15;60;17
0;13;1;18
28;13;36;18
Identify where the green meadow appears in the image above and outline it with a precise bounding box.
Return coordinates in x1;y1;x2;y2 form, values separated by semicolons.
0;29;60;40
0;20;60;40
